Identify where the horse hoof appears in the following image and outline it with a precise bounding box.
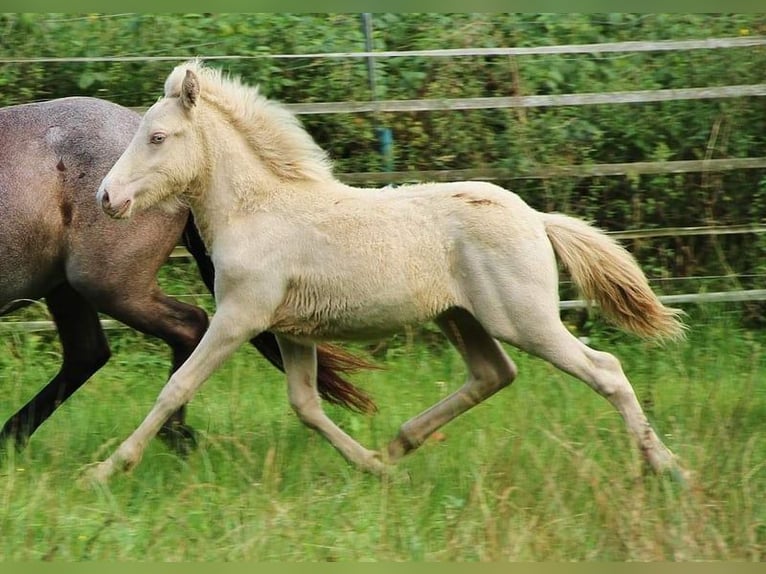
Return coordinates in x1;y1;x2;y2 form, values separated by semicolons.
0;424;31;456
158;423;198;456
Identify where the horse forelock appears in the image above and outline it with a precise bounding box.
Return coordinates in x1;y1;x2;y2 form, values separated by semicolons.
163;60;333;183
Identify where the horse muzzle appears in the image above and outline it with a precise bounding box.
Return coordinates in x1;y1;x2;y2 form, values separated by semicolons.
98;188;133;219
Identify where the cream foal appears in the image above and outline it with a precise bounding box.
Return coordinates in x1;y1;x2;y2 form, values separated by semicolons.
92;60;686;483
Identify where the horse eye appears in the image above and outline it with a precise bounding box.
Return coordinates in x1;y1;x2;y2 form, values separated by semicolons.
150;133;166;144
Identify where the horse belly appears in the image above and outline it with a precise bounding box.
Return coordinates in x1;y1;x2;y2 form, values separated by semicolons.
269;270;455;342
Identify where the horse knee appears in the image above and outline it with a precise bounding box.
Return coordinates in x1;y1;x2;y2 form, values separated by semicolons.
113;440;144;472
181;305;209;347
168;304;209;366
63;344;111;380
92;344;112;371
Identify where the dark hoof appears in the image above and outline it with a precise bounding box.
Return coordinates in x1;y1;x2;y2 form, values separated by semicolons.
0;425;29;455
158;423;198;456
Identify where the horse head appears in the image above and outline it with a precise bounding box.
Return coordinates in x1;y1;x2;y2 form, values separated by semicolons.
98;68;203;219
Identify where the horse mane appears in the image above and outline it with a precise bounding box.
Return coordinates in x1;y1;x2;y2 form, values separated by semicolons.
164;59;334;183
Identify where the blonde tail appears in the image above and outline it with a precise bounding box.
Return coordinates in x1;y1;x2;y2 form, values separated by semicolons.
542;212;685;341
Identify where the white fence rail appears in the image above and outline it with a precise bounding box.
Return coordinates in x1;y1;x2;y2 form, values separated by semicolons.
284;84;766;115
337;157;766;185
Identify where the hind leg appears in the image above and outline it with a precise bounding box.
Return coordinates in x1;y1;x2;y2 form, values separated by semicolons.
386;307;517;462
0;283;110;448
488;305;680;475
277;336;384;474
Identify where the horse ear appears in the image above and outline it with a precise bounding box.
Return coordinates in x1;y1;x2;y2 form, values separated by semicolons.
181;69;200;110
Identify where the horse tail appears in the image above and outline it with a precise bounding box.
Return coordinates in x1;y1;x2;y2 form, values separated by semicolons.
181;214;379;414
315;344;380;414
541;212;686;341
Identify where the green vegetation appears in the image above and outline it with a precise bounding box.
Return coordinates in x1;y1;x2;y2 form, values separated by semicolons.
1;305;765;560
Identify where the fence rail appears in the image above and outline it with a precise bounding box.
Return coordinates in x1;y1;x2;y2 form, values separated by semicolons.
2;35;764;64
284;84;766;115
130;84;766;116
4;289;765;334
338;157;766;185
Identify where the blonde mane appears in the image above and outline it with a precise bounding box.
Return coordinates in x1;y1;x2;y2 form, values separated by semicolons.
164;60;334;183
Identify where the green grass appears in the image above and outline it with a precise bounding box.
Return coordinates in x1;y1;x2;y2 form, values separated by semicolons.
1;306;765;560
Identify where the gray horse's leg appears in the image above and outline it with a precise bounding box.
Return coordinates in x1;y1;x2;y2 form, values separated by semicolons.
1;283;110;447
386;307;517;462
276;336;384;474
79;281;209;453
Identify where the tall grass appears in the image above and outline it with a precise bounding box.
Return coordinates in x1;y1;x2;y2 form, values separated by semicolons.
1;305;764;560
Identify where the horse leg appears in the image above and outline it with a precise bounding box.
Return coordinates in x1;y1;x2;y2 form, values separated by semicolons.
386;307;517;462
0;283;110;448
530;327;679;474
84;305;250;482
71;270;208;454
82;285;208;453
484;301;681;475
276;336;384;474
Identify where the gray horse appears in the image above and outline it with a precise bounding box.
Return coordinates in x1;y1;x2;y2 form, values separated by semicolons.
0;96;374;451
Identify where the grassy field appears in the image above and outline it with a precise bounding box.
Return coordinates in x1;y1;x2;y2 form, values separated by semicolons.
1;304;764;561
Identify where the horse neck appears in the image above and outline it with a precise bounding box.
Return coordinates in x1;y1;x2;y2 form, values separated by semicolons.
182;130;300;249
183;107;344;248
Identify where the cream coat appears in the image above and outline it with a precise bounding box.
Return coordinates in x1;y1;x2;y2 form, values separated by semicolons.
89;60;688;484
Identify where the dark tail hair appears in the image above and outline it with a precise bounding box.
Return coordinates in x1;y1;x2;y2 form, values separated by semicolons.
182;214;378;413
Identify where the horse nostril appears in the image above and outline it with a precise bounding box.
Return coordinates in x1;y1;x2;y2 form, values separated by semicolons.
101;190;110;206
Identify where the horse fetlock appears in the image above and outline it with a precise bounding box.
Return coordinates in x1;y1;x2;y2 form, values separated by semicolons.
650;450;692;485
109;441;144;474
645;443;678;472
0;417;30;449
78;459;116;487
357;449;387;475
636;430;691;483
386;425;423;462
